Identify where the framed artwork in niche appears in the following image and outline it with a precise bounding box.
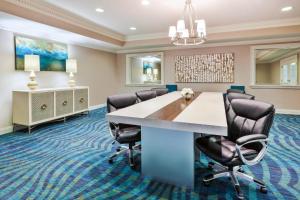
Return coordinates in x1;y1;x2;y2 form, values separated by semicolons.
175;53;234;83
15;36;68;71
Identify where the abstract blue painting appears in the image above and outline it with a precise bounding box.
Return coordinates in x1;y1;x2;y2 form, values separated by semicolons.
15;36;68;71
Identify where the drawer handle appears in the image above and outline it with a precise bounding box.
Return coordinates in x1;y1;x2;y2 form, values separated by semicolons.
79;98;85;103
41;104;47;110
62;101;68;106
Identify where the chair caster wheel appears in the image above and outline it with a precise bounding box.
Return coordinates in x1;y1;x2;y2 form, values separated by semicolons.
260;186;267;194
108;159;113;164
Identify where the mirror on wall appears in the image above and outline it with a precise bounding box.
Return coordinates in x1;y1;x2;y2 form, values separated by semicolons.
254;45;300;86
126;52;164;86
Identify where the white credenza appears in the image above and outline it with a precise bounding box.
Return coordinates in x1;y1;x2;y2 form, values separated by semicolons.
13;86;89;133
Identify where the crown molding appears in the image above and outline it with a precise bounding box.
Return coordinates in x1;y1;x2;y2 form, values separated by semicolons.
117;36;300;54
126;17;300;41
0;0;125;46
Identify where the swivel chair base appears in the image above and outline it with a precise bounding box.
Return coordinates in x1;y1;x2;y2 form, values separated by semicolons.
108;143;141;168
203;165;267;200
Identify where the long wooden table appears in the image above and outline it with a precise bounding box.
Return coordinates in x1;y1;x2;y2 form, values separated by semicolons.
106;92;227;189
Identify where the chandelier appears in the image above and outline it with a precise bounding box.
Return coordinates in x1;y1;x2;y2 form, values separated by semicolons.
168;0;207;46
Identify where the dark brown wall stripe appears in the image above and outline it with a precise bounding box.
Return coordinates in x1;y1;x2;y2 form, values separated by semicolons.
146;92;201;121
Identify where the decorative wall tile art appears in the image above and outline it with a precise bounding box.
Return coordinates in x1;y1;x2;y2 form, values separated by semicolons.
15;36;68;71
175;53;234;83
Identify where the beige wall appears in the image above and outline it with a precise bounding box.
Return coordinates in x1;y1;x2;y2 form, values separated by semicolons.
0;29;118;131
117;45;300;110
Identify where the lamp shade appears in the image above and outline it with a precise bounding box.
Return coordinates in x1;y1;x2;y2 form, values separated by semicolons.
168;26;177;37
177;20;185;33
66;59;77;73
196;19;206;36
24;55;40;72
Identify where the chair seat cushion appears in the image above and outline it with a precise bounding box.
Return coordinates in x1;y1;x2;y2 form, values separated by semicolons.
195;136;257;165
115;126;141;144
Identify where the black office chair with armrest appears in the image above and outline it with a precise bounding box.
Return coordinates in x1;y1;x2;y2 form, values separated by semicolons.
151;88;168;96
107;94;141;168
136;90;157;102
196;99;275;199
207;92;256;171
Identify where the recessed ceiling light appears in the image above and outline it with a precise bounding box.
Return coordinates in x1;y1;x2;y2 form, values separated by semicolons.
281;6;293;12
142;0;150;6
96;8;104;13
129;27;137;30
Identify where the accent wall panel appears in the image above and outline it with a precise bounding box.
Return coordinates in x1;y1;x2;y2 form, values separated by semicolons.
175;53;234;83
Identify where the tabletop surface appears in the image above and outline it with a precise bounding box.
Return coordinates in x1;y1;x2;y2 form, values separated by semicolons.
106;91;227;135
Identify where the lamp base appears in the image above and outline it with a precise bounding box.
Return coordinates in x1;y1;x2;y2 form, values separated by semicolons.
27;80;38;90
27;71;38;90
68;72;76;87
68;79;76;87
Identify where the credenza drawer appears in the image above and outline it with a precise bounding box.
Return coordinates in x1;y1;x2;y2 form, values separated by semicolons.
31;92;54;123
56;90;74;116
74;89;88;112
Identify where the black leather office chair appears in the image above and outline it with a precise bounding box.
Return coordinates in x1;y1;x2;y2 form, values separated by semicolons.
136;90;157;102
196;99;275;199
107;94;141;168
151;88;168;96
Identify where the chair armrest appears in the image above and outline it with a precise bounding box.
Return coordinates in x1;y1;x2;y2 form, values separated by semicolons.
235;135;268;166
109;122;120;139
236;134;267;146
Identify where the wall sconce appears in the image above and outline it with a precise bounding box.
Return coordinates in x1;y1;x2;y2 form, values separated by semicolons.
24;55;40;90
66;59;77;87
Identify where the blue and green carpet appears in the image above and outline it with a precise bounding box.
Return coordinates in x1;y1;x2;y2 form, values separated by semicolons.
0;108;299;199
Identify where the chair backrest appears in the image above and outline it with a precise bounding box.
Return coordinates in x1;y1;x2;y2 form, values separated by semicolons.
225;93;255;115
136;90;157;102
227;89;245;94
151;88;168;96
227;99;275;145
107;93;138;113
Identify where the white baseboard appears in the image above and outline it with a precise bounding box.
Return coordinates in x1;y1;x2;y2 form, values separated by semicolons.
0;126;13;135
89;104;106;111
276;109;300;115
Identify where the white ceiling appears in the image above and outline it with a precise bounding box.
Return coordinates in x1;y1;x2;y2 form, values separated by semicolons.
45;0;300;36
0;12;120;52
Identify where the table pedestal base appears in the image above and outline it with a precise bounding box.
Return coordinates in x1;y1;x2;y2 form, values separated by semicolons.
141;126;195;189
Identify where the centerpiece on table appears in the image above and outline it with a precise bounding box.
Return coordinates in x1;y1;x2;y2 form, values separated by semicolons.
181;88;194;101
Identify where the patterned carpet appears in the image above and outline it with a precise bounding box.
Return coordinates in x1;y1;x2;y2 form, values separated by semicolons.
0;108;299;200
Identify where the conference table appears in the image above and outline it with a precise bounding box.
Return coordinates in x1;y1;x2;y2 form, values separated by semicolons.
106;91;227;189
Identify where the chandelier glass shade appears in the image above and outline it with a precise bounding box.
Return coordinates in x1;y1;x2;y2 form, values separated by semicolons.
168;0;207;46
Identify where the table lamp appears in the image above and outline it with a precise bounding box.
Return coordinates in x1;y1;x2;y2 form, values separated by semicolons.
24;55;40;90
66;59;77;87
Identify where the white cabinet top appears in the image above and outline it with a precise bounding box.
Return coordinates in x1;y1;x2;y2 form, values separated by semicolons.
13;86;89;93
